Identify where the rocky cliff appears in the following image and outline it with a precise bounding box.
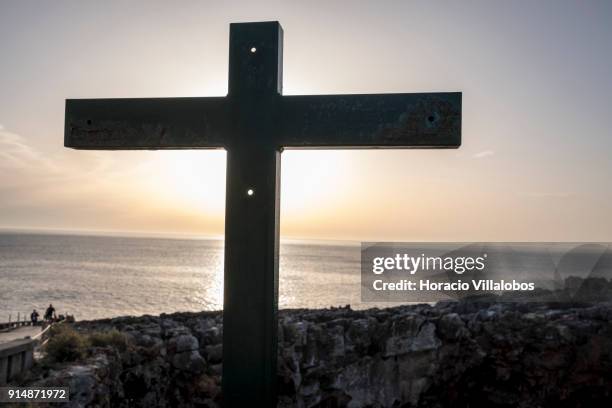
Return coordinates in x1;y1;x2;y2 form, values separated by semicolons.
28;300;612;407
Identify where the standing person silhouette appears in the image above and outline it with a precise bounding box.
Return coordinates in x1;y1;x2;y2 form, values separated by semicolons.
30;309;39;324
44;304;55;322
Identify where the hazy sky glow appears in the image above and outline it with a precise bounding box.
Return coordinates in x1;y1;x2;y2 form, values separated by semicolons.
1;0;611;241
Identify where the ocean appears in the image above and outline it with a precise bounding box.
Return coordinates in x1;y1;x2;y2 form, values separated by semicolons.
0;232;363;321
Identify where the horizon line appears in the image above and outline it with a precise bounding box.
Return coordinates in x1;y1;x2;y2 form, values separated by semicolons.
0;226;361;246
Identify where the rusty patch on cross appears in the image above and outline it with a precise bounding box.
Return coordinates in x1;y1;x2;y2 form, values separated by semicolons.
378;97;459;143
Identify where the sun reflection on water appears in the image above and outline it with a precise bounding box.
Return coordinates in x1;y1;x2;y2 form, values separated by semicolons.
191;248;224;310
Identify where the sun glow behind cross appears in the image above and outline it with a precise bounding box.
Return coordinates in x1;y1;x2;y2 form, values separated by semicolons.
151;150;227;214
133;149;352;227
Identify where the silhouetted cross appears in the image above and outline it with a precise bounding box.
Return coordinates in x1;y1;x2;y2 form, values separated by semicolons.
64;21;461;406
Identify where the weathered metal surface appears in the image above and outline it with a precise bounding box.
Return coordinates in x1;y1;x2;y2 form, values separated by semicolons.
222;23;282;407
279;93;461;148
229;21;283;96
66;92;460;150
223;145;280;406
65;98;228;149
63;20;462;407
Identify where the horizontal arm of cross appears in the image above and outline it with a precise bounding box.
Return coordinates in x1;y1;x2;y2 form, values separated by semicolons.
278;92;461;148
65;92;460;150
65;97;229;149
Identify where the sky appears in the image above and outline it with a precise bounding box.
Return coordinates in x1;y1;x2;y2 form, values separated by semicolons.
0;0;611;242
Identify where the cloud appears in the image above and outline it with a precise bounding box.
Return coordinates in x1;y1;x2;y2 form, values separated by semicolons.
0;125;198;231
0;126;120;181
0;126;241;234
0;126;117;206
472;150;495;159
0;127;52;170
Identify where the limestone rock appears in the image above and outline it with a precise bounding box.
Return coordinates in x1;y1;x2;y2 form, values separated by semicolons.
172;350;205;373
23;298;612;407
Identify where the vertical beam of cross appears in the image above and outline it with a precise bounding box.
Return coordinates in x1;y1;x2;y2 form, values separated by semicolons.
223;22;283;406
64;20;461;406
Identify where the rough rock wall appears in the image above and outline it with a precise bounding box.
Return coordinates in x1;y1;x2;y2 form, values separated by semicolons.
31;302;612;407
